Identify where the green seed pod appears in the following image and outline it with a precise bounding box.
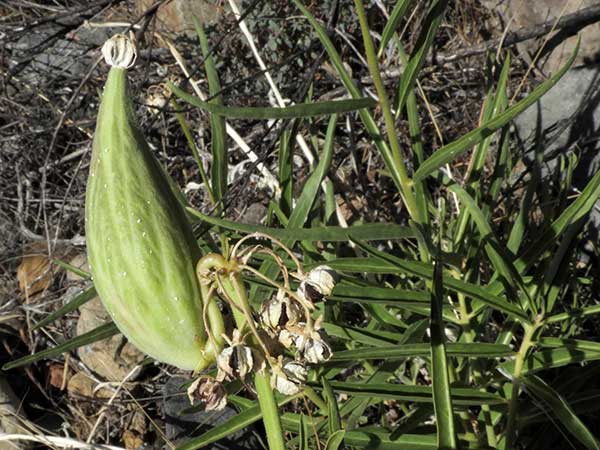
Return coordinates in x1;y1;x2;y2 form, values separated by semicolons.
86;34;222;371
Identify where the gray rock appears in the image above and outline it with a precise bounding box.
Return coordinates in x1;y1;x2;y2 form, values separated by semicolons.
483;0;600;73
513;64;600;231
135;0;226;38
161;376;260;449
241;203;267;225
513;65;600;175
76;295;145;381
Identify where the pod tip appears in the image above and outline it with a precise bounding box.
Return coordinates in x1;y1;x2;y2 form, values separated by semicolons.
102;33;137;69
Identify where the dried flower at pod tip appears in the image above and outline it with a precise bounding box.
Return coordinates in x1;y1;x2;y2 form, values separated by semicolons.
101;33;137;69
186;376;227;411
272;360;308;395
260;290;303;333
296;328;332;364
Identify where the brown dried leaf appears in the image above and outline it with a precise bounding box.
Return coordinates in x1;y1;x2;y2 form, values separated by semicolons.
17;243;52;301
67;372;113;399
48;363;68;389
123;430;144;450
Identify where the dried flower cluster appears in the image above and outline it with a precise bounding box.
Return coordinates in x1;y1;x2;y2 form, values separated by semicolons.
188;234;339;411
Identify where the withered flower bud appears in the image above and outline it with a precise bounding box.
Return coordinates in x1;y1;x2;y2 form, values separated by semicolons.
297;266;338;303
186;376;227;411
296;328;332;364
307;265;337;297
101;34;137;69
260;290;303;333
272;360;308;395
297;281;324;302
277;324;304;349
217;342;254;380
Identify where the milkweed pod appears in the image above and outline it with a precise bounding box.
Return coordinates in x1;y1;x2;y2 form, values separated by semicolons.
86;34;223;371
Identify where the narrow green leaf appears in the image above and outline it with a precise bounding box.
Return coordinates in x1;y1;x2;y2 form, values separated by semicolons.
298;414;308;450
521;375;600;450
322;322;403;346
413;39;580;182
430;258;457;449
521;390;600;425
325;430;346;450
333;284;430;303
173;100;214;203
290;0;408;195
52;258;90;279
320;381;507;405
498;347;600;376
172;83;375;118
539;338;600;352
330;285;451;320
403;44;430;227
251;114;337;302
395;0;448;116
349;240;529;321
517;165;600;271
331;342;514;361
322;377;341;433
195;17;227;203
546;304;600;323
378;0;415;56
186;209;415;241
33;286;96;331
449;184;534;312
343;430;437;449
3;322;119;370
282;413;441;449
468;54;511;182
278;126;296;216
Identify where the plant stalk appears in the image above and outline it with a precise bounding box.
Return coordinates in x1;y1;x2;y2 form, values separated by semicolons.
222;270;286;450
353;0;419;221
458;292;498;448
504;321;539;449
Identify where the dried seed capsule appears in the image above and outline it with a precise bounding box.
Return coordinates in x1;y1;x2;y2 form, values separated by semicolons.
187;376;227;411
272;360;308;395
260;290;303;333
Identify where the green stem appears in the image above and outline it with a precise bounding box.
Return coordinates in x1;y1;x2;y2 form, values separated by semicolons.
353;0;418;221
218;267;286;450
254;372;287;450
458;292;497;448
504;321;539;449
